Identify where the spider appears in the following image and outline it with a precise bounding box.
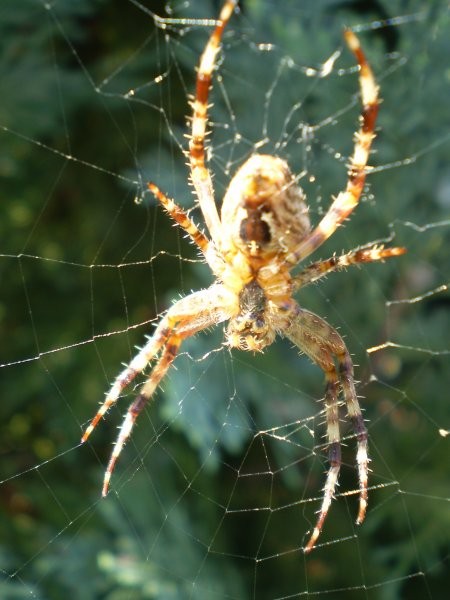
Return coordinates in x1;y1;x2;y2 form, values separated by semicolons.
82;0;405;552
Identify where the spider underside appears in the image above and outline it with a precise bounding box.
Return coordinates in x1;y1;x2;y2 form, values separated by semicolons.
82;0;405;553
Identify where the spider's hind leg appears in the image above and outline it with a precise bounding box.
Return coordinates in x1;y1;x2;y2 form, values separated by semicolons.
286;29;380;265
188;0;237;244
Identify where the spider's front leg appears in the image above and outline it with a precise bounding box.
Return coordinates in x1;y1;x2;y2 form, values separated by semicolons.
81;284;235;496
285;306;368;552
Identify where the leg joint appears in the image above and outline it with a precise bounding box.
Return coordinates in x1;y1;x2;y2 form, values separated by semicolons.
328;441;341;466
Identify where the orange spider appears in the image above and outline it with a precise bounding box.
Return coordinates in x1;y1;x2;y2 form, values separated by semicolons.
82;0;405;552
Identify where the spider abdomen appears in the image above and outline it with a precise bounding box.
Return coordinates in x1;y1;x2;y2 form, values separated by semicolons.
239;207;272;248
221;154;310;258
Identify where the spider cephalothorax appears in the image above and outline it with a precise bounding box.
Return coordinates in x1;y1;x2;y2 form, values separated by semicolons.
82;0;405;552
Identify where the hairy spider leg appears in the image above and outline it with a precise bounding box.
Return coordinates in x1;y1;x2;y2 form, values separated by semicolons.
81;323;171;444
81;286;233;495
286;29;379;264
285;308;368;553
311;360;341;554
293;245;406;290
101;340;180;497
83;0;238;498
188;0;237;246
147;182;224;277
338;348;369;527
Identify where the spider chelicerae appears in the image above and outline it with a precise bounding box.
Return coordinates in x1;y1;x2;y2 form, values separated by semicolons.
82;0;405;552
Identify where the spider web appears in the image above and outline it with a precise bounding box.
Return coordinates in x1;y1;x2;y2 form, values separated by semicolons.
1;0;449;598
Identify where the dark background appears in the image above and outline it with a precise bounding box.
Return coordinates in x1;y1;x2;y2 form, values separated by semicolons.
1;1;449;598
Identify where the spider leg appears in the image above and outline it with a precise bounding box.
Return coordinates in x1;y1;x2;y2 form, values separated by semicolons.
189;0;237;245
102;339;180;497
286;29;379;264
285;306;368;552
147;182;224;277
293;244;406;290
81;284;235;495
308;362;342;554
81;320;171;444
